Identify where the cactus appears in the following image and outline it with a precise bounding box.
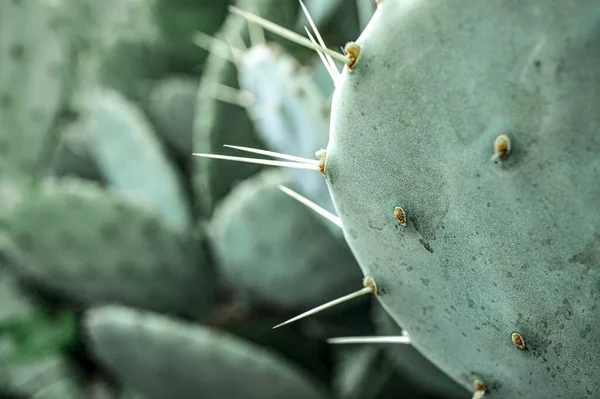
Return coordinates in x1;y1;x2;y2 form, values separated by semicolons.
372;303;469;398
0;178;214;319
79;88;192;230
0;0;74;185
322;0;600;397
196;1;600;397
192;5;266;217
331;343;430;399
209;168;361;309
6;1;599;397
50;119;102;182
85;304;329;399
237;43;338;234
192;0;302;218
293;0;360;57
147;76;198;157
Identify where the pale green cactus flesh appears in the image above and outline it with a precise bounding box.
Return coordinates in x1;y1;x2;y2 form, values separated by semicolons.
85;305;329;399
148;76;198;156
325;0;600;397
80;88;192;230
238;43;338;234
209;168;361;309
0;179;214;319
0;0;72;184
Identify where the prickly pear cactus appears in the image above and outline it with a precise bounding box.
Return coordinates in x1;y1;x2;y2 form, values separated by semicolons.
324;0;600;397
85;305;328;399
0;0;73;183
372;303;469;398
148;76;198;156
0;179;214;319
80;88;192;230
192;6;265;217
192;0;299;217
209;168;361;309
238;44;337;233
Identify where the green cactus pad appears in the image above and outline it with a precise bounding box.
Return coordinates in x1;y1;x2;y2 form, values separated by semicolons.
372;304;469;399
82;88;191;230
325;1;600;397
209;169;361;309
238;44;338;235
0;179;214;319
148;76;198;156
50;120;102;181
0;0;72;183
85;305;328;399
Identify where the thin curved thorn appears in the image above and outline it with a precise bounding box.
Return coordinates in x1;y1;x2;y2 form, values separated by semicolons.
224;145;320;165
273;277;376;329
305;27;337;86
192;31;244;63
299;0;339;75
327;336;411;344
211;84;254;108
228;6;351;65
278;185;342;228
192;153;320;171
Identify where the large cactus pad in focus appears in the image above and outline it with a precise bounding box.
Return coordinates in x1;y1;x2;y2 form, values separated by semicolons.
325;0;600;397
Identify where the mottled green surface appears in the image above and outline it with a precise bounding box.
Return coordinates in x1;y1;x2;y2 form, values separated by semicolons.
0;0;72;183
0;179;214;319
238;44;337;234
148;76;198;156
210;168;361;308
82;88;191;230
372;303;469;398
327;1;600;397
86;305;329;399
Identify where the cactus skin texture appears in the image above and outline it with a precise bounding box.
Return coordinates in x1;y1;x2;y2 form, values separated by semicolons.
0;179;214;319
148;76;198;156
325;1;600;397
209;168;361;309
372;303;469;398
81;88;192;230
85;305;328;399
0;0;72;183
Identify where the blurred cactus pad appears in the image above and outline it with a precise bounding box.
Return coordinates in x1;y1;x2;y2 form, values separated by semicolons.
1;1;598;398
